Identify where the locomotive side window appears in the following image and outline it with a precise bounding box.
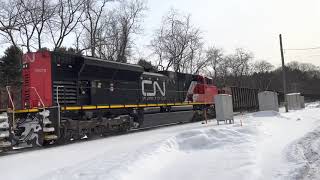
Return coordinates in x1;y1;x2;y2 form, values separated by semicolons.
91;80;102;94
197;76;205;84
79;81;90;94
205;77;213;85
92;80;102;89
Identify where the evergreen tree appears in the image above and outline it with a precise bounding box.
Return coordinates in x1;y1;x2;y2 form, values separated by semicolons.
0;46;23;88
137;59;157;72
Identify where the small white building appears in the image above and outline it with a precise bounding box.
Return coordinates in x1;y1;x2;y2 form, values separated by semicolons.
258;91;279;112
214;94;234;125
286;93;302;110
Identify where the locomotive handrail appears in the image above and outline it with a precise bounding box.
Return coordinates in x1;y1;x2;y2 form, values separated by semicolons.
56;86;65;107
56;85;64;138
29;87;46;111
6;86;15;127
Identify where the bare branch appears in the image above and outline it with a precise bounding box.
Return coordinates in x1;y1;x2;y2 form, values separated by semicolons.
150;9;203;73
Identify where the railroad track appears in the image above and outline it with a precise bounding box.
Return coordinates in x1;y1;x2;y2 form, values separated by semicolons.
0;110;251;157
0;119;197;157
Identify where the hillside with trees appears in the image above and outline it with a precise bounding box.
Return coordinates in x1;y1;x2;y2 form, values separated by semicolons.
0;0;319;99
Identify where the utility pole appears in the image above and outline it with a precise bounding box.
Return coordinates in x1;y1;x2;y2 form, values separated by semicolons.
279;34;288;112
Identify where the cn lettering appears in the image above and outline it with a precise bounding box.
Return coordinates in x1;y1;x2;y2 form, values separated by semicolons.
142;80;166;97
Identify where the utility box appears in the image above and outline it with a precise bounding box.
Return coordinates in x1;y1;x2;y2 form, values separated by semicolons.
300;96;305;108
258;91;279;112
286;93;302;110
214;94;234;125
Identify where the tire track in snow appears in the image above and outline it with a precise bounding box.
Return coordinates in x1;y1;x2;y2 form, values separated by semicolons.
285;128;320;180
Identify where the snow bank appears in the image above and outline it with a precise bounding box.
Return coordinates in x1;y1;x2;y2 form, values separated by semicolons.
34;122;260;180
108;123;260;180
252;110;280;117
306;101;320;109
173;128;254;151
2;103;320;180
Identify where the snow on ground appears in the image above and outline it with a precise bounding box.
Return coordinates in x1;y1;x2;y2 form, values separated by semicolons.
1;103;320;180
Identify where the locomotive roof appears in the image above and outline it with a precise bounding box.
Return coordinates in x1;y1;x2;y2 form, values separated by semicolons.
84;56;144;73
142;71;167;77
286;93;301;95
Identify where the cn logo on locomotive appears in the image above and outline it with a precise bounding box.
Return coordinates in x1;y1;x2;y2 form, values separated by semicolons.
23;53;36;63
141;80;166;97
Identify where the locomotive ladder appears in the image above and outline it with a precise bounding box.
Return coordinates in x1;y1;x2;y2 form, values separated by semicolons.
29;87;58;142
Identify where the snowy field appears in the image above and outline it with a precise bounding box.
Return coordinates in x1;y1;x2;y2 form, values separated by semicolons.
2;103;320;180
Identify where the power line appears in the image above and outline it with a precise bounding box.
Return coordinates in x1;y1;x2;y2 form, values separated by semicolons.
285;46;320;51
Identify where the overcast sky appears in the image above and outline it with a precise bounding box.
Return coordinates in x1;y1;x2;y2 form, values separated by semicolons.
135;0;320;66
1;0;319;67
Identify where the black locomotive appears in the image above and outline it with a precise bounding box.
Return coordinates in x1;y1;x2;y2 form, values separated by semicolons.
0;50;220;150
0;50;258;152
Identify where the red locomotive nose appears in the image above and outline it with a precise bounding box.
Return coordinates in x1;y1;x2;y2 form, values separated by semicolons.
22;51;52;109
185;75;218;104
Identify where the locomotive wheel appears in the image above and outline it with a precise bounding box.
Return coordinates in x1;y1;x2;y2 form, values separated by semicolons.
119;123;130;133
58;124;67;143
70;130;80;141
95;125;109;136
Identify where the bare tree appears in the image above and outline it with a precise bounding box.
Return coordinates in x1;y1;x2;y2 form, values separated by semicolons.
287;61;320;79
299;63;319;72
18;0;37;52
73;26;85;53
115;0;146;62
287;61;319;72
286;61;300;71
11;0;56;51
95;12;119;59
150;9;203;73
251;60;274;90
47;0;85;50
227;48;253;85
182;32;205;74
0;0;145;59
205;47;224;80
21;0;55;50
81;0;110;57
252;60;274;73
0;0;23;48
95;0;146;62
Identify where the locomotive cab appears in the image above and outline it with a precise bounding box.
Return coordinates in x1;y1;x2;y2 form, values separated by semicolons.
186;75;218;104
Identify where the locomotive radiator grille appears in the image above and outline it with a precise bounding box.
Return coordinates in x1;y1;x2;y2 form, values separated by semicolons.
53;81;77;105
